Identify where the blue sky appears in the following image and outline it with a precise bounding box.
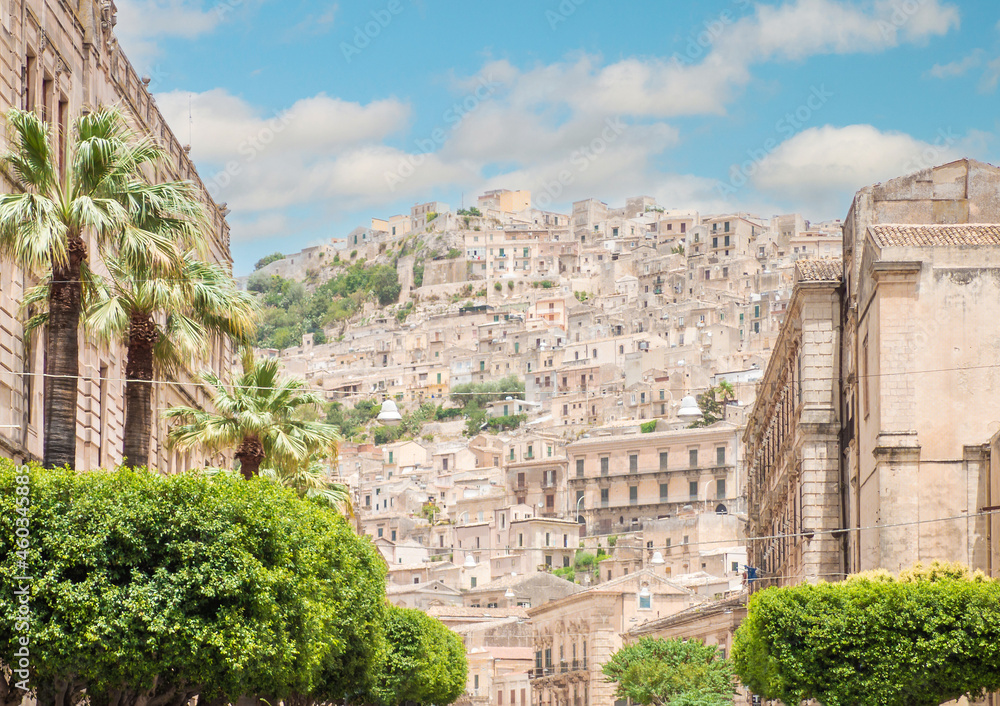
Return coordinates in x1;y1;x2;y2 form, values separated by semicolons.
114;0;1000;274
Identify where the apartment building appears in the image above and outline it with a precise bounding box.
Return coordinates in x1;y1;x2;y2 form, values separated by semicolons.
567;422;742;538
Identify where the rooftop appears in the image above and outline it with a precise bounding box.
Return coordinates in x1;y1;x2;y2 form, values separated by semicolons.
795;258;844;283
870;223;1000;248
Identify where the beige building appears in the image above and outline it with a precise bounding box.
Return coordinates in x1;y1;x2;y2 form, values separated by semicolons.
567;422;743;538
626;595;750;705
746;159;1000;592
0;0;233;471
744;259;844;588
528;568;704;706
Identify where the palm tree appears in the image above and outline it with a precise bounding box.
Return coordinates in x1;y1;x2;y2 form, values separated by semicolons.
164;349;340;479
0;108;198;468
261;453;353;516
87;251;258;468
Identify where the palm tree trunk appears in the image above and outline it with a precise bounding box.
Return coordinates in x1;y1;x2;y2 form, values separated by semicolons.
122;311;158;469
43;236;86;469
235;435;264;480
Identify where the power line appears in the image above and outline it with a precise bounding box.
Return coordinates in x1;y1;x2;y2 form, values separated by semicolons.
359;508;1000;556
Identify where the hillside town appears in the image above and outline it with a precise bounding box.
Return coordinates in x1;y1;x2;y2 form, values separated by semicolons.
241;161;1000;706
2;1;1000;706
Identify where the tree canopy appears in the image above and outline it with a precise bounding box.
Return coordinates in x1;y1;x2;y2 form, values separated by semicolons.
689;381;734;428
603;637;735;706
732;562;1000;706
0;461;387;706
366;606;468;706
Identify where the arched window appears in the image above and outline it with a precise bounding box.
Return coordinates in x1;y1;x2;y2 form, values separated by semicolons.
715;503;728;515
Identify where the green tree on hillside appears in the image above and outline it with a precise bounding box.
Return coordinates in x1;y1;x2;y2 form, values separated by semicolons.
254;251;285;270
689;381;735;428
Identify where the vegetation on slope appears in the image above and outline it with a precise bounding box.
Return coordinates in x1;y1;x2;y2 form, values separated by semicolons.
247;261;401;349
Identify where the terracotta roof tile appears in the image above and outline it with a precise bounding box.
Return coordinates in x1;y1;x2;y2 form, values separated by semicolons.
795;258;843;283
870;224;1000;247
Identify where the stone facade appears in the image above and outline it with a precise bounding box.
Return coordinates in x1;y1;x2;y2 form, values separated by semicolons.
744;259;843;588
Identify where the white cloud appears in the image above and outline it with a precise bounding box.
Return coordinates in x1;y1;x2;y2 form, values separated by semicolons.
750;124;969;216
115;0;225;65
928;51;984;79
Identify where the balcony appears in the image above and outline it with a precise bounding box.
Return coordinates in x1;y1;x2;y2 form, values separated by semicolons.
528;667;554;680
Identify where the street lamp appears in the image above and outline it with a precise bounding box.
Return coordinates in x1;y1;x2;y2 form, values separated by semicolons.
377;399;402;426
677;395;702;423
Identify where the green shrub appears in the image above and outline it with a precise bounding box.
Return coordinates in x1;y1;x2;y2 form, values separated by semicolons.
0;462;387;704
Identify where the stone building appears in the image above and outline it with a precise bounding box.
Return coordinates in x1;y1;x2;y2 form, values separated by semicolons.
840;160;1000;575
744;258;844;588
567;422;743;539
528;568;703;706
0;0;233;471
745;159;1000;592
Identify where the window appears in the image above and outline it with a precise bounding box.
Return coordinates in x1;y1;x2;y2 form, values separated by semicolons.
629;486;638;505
712;236;718;248
717;446;726;466
660;483;669;501
377;528;383;537
391;530;396;541
689;449;698;468
638;592;651;610
717;478;726;498
518;533;523;547
724;235;730;246
564;534;568;547
689;481;698;499
659;451;669;470
576;459;585;477
545;554;552;567
601;488;609;507
576;490;584;509
388;451;393;464
564;555;571;567
545;648;552;668
474;675;479;690
600;457;609;476
629;454;638;472
545;532;551;546
724;221;730;232
436;372;441;384
732;561;740;572
470;577;477;588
